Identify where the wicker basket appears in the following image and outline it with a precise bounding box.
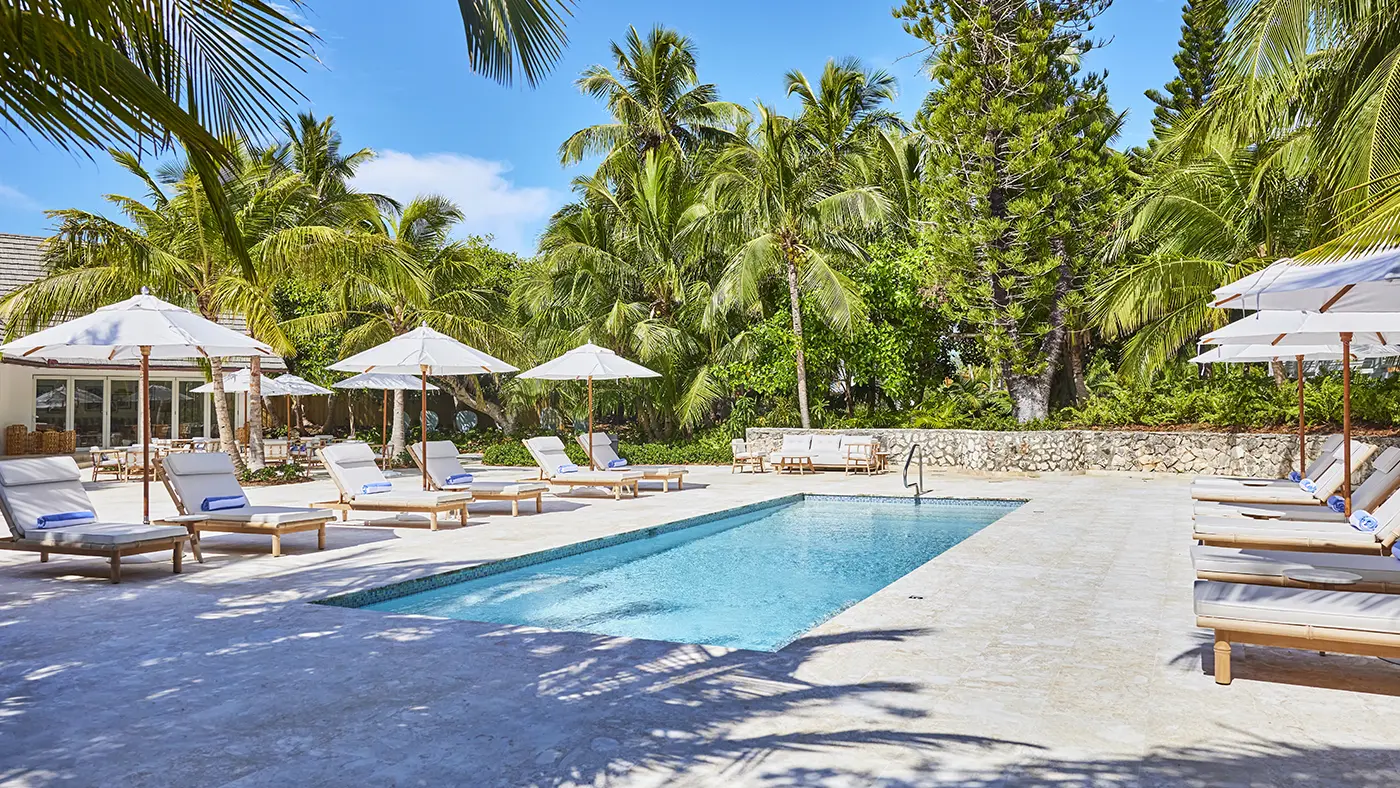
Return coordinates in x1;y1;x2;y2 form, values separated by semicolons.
39;430;64;455
62;431;76;454
24;432;41;455
4;425;27;456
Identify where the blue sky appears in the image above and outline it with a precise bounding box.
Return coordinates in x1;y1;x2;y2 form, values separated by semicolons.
0;0;1188;255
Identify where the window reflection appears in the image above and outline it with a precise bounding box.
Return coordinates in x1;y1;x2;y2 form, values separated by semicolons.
73;380;105;448
34;379;66;432
178;381;206;438
109;380;141;446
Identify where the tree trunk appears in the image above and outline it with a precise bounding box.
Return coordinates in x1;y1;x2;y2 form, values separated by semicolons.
390;389;407;458
246;357;265;470
210;358;247;473
441;376;514;432
1270;359;1288;387
785;251;812;429
1069;329;1090;405
347;393;356;438
1006;375;1052;423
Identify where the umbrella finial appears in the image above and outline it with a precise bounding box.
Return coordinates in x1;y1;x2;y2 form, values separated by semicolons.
140;286;150;295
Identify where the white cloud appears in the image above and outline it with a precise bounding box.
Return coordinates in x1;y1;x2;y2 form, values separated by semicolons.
0;182;37;210
352;151;558;255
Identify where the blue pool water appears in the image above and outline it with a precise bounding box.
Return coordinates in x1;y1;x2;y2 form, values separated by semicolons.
360;496;1020;651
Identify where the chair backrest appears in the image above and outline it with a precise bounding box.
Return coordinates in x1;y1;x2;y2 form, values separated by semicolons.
319;442;388;498
409;441;467;488
264;441;289;461
779;434;811;454
845;439;875;459
1305;434;1347;479
160;452;247;515
1311;441;1377;498
809;434;843;455
125;444;154;463
1352;446;1400;513
731;439;748;457
577;433;622;466
0;457;98;539
523;436;574;476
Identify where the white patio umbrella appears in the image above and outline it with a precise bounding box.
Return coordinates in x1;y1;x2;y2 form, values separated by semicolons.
1202;311;1400;512
1190;343;1399;479
0;290;274;522
193;369;296;442
515;343;660;470
1211;247;1400;312
332;373;439;468
329;326;517;489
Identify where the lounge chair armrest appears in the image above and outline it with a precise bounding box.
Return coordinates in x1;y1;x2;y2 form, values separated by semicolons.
157;514;210;524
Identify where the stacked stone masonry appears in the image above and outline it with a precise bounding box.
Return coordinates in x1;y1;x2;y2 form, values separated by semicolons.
745;427;1400;477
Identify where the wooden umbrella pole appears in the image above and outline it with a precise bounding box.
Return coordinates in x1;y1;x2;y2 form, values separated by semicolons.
286;396;292;442
1296;354;1306;478
1341;333;1353;515
141;346;151;524
587;376;595;470
421;365;429;491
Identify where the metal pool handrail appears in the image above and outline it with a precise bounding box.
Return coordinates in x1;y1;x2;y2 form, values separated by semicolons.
904;445;925;501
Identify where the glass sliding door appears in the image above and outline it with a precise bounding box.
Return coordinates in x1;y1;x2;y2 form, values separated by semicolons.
34;379;67;432
149;380;174;440
73;380;105;448
109;380;141;446
178;381;207;438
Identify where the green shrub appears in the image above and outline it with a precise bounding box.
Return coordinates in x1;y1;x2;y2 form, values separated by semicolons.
240;461;311;486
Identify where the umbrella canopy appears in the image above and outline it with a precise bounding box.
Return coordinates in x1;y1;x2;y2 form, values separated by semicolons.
0;290;274;523
0;291;275;360
328;325;517;376
329;326;516;488
192;369;297;396
1201;310;1400;347
331;372;439;391
273;374;333;396
1189;344;1395;364
517;344;660;469
515;343;661;381
1212;248;1400;312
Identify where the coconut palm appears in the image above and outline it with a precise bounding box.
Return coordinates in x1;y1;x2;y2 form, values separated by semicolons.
785;58;905;176
708;104;889;428
558;25;746;171
1093;141;1321;376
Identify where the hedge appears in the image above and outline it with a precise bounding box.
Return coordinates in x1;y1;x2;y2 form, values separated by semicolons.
471;436;733;467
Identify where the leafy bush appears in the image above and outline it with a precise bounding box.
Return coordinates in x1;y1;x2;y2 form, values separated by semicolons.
239;461;311;486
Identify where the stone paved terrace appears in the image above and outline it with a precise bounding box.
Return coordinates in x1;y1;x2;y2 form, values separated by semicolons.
1;464;1397;787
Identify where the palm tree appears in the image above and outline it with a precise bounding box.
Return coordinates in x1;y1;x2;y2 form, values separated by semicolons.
708;105;889;428
1093;141;1321;376
284;196;516;455
785;58;904;174
558;25;746;171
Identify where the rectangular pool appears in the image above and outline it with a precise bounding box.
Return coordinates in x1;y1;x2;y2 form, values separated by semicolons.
328;495;1021;652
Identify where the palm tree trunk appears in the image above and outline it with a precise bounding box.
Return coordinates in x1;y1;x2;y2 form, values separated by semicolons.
247;357;265;470
210;358;247;473
785;251;812;429
391;389;407;459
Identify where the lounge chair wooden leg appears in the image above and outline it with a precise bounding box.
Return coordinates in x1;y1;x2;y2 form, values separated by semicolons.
190;530;204;563
677;477;683;491
614;485;622;501
534;493;542;513
39;551;48;563
173;543;183;574
317;526;326;550
271;534;282;558
429;511;439;531
511;499;519;517
1213;633;1232;685
110;554;121;584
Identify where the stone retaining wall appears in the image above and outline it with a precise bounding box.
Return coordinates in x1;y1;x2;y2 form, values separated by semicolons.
744;427;1400;476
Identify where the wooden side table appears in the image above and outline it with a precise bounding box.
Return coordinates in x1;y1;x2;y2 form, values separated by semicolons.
779;455;815;475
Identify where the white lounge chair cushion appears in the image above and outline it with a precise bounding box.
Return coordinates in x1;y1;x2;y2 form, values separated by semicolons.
411;441;475;491
1191;545;1400;585
23;522;187;547
1190;484;1323;504
320;442;394;496
457;481;548;496
631;465;684;476
162;452;247;508
0;457;98;537
1194;580;1400;635
552;470;643;483
1193;501;1346;522
1193;517;1382;547
350;490;470;507
203;506;335;525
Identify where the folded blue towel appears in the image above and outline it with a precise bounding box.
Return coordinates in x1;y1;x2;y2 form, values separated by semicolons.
445;473;473;486
35;510;96;529
1287;471;1302;483
360;481;393;495
1350;510;1380;532
201;495;247;512
607;458;629;469
556;463;579;475
1299;478;1318;494
1327;496;1347;513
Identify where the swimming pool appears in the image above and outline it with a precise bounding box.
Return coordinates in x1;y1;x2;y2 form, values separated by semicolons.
330;494;1021;652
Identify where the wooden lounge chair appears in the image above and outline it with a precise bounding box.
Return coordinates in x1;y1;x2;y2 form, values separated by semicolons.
1193;488;1400;555
576;432;687;492
315;442;470;530
0;456;189;583
1193;434;1345;486
160;452;335;557
1191;545;1400;594
409;441;548;516
1194;447;1400;522
1190;441;1376;505
1194;580;1400;684
522;437;642;500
